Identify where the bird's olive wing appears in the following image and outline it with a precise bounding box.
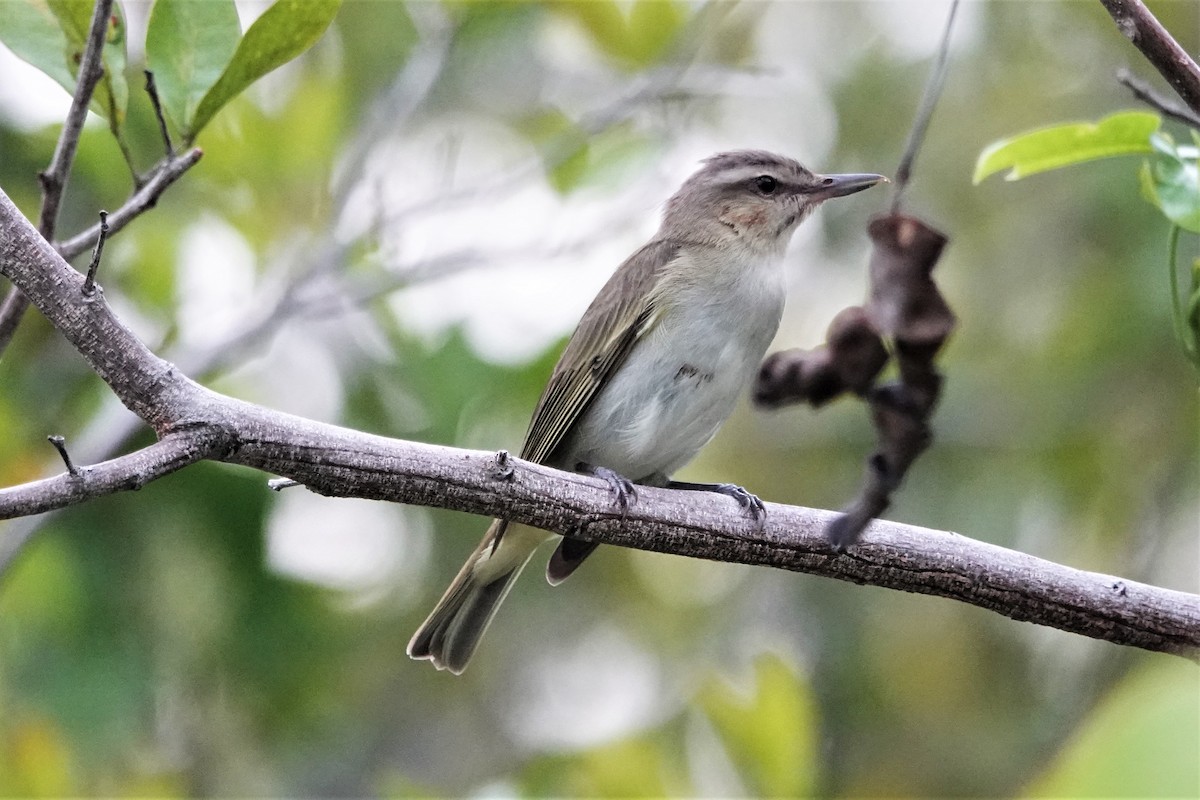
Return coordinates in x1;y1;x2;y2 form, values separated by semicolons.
520;239;680;465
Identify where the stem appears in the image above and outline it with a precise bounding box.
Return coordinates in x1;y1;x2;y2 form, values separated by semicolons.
1167;224;1198;365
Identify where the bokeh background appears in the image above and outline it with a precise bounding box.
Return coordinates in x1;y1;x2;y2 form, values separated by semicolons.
1;0;1197;795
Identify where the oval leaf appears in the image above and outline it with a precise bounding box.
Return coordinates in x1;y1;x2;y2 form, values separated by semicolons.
973;111;1160;183
0;0;77;92
1144;134;1200;233
187;0;341;141
146;0;241;135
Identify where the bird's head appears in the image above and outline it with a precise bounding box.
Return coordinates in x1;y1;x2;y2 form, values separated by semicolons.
663;150;886;252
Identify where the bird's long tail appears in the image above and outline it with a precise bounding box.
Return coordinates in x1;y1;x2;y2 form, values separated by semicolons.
407;520;546;674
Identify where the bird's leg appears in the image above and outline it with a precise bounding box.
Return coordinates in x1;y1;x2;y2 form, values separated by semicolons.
576;462;637;511
667;480;766;521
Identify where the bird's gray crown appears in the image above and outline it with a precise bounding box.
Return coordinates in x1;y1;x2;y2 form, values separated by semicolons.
695;150;815;187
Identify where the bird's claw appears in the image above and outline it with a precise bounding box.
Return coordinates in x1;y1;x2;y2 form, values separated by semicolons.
717;483;766;521
580;463;637;512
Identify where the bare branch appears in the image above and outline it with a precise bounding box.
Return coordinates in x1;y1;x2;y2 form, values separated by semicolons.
891;0;959;213
0;0;115;356
37;0;114;239
1117;68;1200;130
1;433;224;519
143;70;175;158
1;185;1197;660
81;209;109;296
56;148;204;261
1098;0;1200;115
46;435;80;477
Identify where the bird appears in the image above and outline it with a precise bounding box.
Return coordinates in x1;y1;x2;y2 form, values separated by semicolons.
408;150;885;673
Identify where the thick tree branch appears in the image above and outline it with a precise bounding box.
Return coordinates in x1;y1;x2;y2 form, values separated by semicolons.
0;0;114;355
1098;0;1200;115
2;186;1198;660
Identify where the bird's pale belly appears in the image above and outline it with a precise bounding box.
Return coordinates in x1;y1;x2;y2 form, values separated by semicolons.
560;303;780;482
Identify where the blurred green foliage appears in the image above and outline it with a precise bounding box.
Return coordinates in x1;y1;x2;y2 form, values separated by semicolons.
977;110;1200;367
1;0;1198;796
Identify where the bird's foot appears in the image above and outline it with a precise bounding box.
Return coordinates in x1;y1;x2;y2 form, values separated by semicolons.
668;480;766;522
577;462;638;512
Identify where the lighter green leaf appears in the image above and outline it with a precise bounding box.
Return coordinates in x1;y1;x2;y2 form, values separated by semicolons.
1025;660;1200;797
0;0;77;91
973;111;1160;183
146;0;240;136
699;656;817;797
556;0;686;69
188;0;341;140
1143;133;1200;233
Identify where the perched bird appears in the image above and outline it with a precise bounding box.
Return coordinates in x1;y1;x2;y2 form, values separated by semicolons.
408;150;885;673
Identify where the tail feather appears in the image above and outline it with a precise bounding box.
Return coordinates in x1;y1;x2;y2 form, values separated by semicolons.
408;520;543;674
546;536;600;585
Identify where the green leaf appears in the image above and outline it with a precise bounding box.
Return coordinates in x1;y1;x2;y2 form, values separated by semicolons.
516;109;590;194
698;656;817;797
0;0;78;91
556;0;686;70
0;0;128;131
146;0;241;136
188;0;341;141
1142;133;1200;233
47;0;129;128
973;111;1160;183
1025;660;1200;797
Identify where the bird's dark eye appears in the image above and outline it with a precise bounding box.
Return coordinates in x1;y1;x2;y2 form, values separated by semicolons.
754;175;778;194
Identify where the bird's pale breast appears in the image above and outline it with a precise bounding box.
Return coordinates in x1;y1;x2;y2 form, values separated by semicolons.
560;249;786;481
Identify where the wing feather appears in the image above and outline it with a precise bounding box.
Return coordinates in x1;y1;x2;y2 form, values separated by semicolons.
520;239;680;466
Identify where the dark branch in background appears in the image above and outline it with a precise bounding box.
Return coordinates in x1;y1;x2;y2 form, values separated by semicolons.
1117;68;1200;130
756;0;959;550
756;218;955;549
143;70;175;158
3;182;1199;661
1098;0;1200;116
36;0;113;238
832;217;953;547
890;0;959;214
0;0;114;356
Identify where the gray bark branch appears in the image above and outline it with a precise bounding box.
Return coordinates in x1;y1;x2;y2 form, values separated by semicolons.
0;0;115;355
1;184;1198;661
1098;0;1200;115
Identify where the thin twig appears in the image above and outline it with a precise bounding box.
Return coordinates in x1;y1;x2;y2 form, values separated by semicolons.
891;0;959;213
82;210;109;297
56;148;203;261
46;435;81;477
1098;0;1200;115
0;0;115;358
36;0;114;239
1117;68;1200;130
144;70;175;158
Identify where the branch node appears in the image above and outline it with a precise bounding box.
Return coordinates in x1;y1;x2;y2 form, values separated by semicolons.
47;435;81;477
490;449;515;481
268;477;301;492
1112;580;1128;597
82;210;109;297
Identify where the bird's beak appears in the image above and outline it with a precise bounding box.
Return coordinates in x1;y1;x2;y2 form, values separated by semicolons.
810;173;889;200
